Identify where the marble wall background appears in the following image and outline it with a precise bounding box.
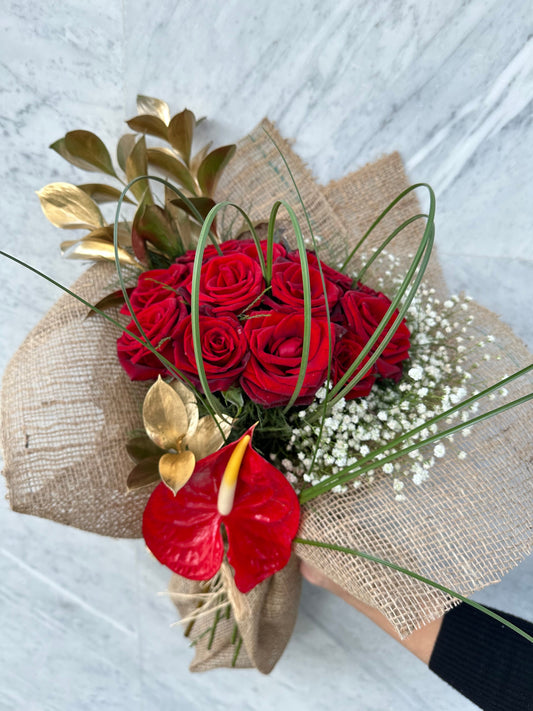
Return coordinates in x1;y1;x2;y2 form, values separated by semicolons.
1;1;531;709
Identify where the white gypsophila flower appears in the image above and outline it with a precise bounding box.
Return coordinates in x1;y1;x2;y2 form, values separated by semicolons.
276;255;489;500
433;445;445;458
408;366;423;381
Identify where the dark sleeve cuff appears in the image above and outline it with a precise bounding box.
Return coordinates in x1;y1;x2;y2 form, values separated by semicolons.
428;602;533;710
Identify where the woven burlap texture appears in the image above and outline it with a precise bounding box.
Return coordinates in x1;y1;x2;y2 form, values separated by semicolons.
2;120;532;670
169;554;301;673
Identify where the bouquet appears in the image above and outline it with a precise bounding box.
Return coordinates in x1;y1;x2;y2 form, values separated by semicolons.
2;97;532;673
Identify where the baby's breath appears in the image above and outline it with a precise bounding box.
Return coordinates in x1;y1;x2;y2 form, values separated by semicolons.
276;249;506;497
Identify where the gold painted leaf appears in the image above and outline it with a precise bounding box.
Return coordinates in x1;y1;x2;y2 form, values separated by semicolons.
190;141;212;175
167;109;195;165
159;451;196;495
50;137;100;172
197;145;236;197
127;457;161;491
64;130;117;177
82;222;133;247
126;136;152;203
126;434;165;464
78;183;134;204
126;115;169;141
146;147;197;194
143;376;189;450
136;95;170;125
171;381;199;439
60;237;137;266
117;134;137;172
37;182;104;230
186;414;233;461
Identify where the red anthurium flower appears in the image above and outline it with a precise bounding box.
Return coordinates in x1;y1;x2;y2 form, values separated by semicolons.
142;428;300;593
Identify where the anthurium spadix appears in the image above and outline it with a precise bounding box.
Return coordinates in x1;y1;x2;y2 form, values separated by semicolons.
142;427;300;593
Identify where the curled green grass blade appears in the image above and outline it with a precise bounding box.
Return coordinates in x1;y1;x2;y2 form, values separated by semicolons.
295;537;533;645
191;200;265;416
340;183;434;272
328;219;435;406
355;213;428;284
263;129;334;452
264;200;312;412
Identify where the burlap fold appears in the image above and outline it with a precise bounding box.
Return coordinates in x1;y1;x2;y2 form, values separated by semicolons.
169;554;301;673
2;119;532;671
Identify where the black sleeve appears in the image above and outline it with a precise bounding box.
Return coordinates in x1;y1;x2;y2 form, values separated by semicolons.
428;602;533;710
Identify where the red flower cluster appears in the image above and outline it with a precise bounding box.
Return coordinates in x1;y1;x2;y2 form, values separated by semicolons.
117;240;411;405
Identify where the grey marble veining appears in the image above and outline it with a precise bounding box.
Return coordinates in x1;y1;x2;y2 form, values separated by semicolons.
1;1;532;709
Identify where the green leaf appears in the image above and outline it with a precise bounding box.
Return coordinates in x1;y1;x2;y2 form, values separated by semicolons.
126;457;161;491
136;95;170;125
197;144;236;197
86;287;134;318
117;134;137;172
126;115;169;141
146;147;197;194
63;130;117;177
78;183;134;204
132;201;181;261
167;109;195;165
126;434;165;463
125;136;152;203
222;387;244;413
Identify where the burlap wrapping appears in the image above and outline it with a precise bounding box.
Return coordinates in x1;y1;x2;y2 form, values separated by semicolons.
2;119;532;671
169;554;301;673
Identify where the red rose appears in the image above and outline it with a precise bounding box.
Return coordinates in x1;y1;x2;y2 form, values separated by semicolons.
173;311;249;392
338;289;410;382
240;310;335;408
193;253;265;315
121;263;192;314
117;297;187;380
264;258;342;314
287;250;353;291
175;242;238;265
332;332;376;399
237;239;287;262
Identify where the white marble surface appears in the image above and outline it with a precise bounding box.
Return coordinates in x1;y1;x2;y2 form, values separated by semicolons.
1;1;532;709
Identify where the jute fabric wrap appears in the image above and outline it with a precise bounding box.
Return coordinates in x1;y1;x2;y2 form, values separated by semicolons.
1;119;532;671
169;555;301;673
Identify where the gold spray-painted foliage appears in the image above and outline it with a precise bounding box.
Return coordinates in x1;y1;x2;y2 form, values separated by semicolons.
38;96;236;269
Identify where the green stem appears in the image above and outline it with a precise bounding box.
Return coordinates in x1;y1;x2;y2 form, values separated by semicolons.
231;634;243;667
207;608;221;651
